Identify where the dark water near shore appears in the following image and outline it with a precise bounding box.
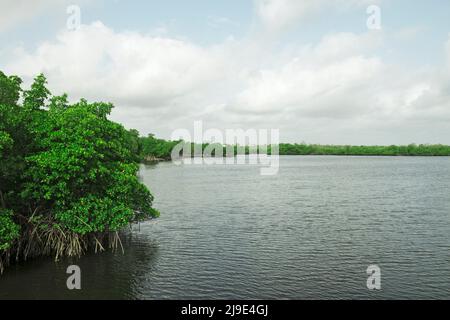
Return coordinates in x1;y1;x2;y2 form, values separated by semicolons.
1;156;450;299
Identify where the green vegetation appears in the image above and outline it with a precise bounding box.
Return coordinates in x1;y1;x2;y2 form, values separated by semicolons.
137;138;450;159
0;71;159;273
139;134;181;161
277;143;450;156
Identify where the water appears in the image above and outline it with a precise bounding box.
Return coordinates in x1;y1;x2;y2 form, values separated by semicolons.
1;156;450;299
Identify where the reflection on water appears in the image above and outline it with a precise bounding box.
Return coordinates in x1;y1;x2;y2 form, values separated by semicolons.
0;232;159;299
1;156;450;299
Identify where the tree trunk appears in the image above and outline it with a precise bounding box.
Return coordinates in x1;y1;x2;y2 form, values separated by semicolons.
0;189;6;209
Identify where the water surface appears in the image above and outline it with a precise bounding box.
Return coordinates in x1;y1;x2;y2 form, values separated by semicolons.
1;156;450;299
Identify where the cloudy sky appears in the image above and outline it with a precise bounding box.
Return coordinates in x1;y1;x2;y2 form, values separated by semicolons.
1;0;450;144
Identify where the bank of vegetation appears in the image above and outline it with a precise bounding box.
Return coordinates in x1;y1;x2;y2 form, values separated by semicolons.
137;138;450;160
0;71;159;273
277;143;450;156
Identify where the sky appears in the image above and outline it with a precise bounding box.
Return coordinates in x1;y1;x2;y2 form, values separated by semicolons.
1;0;450;145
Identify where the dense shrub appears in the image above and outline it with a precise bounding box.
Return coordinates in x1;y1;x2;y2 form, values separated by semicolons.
0;71;159;271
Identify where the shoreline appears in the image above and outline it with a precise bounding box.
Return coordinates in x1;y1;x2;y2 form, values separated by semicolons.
141;154;450;163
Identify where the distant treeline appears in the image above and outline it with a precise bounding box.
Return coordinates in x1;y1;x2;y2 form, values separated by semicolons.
138;134;181;161
277;143;450;156
137;136;450;160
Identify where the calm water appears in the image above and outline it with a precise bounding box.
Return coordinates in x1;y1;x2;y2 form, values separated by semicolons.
1;156;450;299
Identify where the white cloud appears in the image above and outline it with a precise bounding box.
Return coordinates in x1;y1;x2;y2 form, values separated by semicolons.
1;9;450;144
227;30;450;144
230;32;382;114
232;55;383;116
6;22;225;108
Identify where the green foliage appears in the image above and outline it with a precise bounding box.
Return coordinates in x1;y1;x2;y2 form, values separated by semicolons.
22;97;157;234
0;131;12;156
277;143;450;156
0;70;159;261
0;71;22;106
127;129;142;162
23;73;51;111
0;209;20;251
139;134;181;160
138;133;450;160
